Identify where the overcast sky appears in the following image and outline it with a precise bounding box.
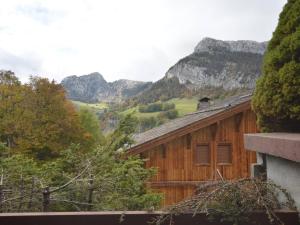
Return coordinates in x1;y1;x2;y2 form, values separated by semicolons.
0;0;287;83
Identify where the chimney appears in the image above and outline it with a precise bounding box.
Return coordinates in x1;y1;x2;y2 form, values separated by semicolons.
197;97;211;110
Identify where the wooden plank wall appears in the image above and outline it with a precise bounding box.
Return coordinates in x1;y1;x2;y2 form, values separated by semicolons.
143;109;258;206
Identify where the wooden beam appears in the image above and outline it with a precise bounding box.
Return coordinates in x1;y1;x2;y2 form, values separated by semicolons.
210;123;218;140
186;133;192;150
148;181;214;187
160;144;166;158
234;112;244;132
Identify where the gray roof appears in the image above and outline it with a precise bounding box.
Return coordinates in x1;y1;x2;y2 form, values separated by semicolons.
132;93;252;147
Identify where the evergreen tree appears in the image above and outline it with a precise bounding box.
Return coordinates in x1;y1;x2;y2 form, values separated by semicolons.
252;0;300;132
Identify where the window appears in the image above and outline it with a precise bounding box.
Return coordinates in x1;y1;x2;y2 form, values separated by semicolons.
194;144;210;165
217;143;232;164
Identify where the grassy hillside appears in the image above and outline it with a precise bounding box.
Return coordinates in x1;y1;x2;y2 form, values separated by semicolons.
71;98;198;133
120;97;198;118
168;98;198;116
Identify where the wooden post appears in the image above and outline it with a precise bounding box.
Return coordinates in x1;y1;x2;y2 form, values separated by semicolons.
17;175;24;212
87;176;94;211
28;177;35;209
42;187;50;212
210;123;218;141
0;170;3;212
234;112;244;132
0;185;3;213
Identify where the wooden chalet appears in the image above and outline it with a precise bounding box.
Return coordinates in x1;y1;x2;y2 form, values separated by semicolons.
127;94;258;206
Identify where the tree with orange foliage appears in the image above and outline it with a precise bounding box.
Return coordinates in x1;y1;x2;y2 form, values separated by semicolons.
0;71;87;159
0;70;25;149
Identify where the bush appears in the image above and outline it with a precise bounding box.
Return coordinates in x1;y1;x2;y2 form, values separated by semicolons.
159;109;179;120
138;103;163;113
138;117;158;132
162;102;175;111
252;0;300;132
138;102;175;113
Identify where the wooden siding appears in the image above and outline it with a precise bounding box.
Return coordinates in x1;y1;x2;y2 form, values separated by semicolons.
142;109;258;206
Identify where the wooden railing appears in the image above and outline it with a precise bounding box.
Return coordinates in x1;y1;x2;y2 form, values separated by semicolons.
0;210;299;225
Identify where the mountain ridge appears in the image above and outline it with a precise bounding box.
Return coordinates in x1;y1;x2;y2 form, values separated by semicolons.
61;72;152;103
61;37;267;104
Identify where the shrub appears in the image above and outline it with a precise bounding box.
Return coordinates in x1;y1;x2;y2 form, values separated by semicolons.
138;103;163;113
162;102;175;111
159;109;179;120
138;102;175;113
138;117;158;132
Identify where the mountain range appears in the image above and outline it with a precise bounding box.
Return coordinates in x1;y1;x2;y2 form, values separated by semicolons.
61;37;267;103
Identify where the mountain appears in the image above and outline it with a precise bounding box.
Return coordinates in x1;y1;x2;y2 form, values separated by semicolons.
61;72;152;103
135;37;267;103
166;37;267;90
135;76;189;104
62;37;267;104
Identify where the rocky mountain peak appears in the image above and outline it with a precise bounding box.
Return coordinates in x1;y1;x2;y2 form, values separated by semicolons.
61;73;151;103
194;37;267;55
164;37;267;91
78;72;106;82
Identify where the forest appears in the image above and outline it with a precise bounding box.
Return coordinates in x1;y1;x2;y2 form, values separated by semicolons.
0;70;162;212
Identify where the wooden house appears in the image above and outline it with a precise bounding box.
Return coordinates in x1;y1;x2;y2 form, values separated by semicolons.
127;94;258;206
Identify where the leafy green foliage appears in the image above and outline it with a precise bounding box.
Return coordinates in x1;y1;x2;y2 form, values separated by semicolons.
158;109;178;120
0;71;161;212
138;102;175;113
252;0;300;132
138;117;159;132
79;107;105;149
0;114;161;212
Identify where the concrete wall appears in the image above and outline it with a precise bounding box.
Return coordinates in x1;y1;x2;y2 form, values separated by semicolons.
266;154;300;210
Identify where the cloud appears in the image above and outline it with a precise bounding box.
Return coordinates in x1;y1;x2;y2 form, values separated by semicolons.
16;3;64;25
0;0;287;83
0;48;42;82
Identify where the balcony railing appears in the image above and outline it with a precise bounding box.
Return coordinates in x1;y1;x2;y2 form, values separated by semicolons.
0;210;299;225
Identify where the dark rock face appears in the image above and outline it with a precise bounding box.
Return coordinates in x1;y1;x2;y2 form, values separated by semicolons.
61;72;151;103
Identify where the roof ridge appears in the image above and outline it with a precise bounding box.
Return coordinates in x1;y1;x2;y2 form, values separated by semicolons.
186;105;230;116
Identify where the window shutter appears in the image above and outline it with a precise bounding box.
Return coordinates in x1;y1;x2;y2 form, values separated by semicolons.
194;144;210;165
217;144;232;164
